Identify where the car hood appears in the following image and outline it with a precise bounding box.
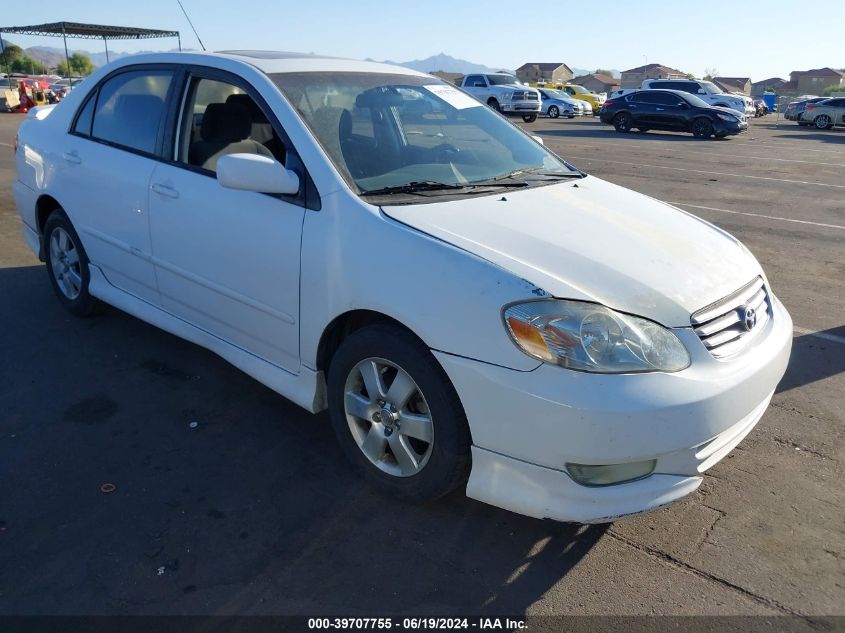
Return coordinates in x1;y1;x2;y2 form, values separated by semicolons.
382;176;762;327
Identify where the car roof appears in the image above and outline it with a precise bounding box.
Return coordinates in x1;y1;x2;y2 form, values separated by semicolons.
103;50;430;77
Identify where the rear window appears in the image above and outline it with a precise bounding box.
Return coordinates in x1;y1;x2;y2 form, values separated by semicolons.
90;70;173;154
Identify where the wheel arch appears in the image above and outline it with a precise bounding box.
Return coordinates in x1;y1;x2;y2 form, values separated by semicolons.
36;194;63;234
34;194;64;261
316;309;429;375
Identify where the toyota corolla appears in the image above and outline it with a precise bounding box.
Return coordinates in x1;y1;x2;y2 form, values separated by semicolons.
13;51;792;523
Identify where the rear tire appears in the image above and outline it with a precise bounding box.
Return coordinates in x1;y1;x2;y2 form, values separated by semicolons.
613;112;633;132
43;209;104;317
327;324;471;502
522;113;538;123
814;115;833;129
691;117;715;139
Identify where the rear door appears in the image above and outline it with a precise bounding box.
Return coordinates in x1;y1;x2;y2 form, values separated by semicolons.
57;67;176;304
147;68;308;372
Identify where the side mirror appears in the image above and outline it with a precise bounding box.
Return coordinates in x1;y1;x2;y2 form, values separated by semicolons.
697;89;706;94
678;102;689;108
473;82;486;87
532;135;544;145
216;153;300;195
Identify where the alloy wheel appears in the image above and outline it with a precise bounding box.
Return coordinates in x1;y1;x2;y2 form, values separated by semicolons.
343;357;434;477
815;115;831;129
548;106;559;118
49;226;82;300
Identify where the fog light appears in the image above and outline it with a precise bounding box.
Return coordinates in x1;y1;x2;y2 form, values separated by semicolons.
567;460;657;486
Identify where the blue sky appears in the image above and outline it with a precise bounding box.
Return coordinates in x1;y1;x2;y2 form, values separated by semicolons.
2;0;843;80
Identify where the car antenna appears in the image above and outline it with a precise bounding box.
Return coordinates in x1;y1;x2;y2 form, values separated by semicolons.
176;0;207;51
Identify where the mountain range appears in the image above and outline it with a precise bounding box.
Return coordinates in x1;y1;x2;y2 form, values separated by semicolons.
10;43;620;79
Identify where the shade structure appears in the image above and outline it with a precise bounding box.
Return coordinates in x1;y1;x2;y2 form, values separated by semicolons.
0;21;181;88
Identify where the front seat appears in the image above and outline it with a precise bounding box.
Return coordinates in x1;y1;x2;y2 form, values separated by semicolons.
190;101;272;172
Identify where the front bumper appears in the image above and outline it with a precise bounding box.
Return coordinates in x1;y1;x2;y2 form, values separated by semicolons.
435;296;792;522
716;118;748;135
501;102;541;113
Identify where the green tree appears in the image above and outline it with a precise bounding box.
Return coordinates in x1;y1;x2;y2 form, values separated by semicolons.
10;55;48;75
594;68;613;76
0;42;25;68
57;53;95;78
823;83;844;96
703;67;718;81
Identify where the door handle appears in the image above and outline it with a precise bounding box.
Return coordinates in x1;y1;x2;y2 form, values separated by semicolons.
656;108;665;111
151;183;179;199
62;151;81;164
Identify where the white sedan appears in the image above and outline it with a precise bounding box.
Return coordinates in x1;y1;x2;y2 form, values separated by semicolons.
13;51;792;523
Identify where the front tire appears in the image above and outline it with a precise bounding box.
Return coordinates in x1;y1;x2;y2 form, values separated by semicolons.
487;98;500;112
547;105;560;119
522;113;538;123
44;209;103;317
691;117;715;139
327;324;471;501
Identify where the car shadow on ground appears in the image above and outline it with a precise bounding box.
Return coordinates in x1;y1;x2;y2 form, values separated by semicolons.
776;327;845;394
535;126;728;142
0;264;607;616
770;130;845;144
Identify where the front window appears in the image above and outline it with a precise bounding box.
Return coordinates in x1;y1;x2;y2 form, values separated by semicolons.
700;81;722;95
568;85;589;95
271;72;580;203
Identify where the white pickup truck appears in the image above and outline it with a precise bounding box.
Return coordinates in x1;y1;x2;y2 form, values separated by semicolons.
460;73;541;122
641;79;754;116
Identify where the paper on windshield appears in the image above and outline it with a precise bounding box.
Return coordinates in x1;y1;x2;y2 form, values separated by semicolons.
424;84;481;109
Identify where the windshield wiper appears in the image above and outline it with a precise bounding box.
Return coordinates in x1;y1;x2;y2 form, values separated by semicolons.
360;181;466;196
469;167;582;187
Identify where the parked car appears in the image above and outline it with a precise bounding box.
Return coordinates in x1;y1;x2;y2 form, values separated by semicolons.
460;73;540;122
600;89;748;138
641;79;754;116
543;83;605;113
784;97;826;123
538;88;583;118
798;97;845;129
13;52;791;524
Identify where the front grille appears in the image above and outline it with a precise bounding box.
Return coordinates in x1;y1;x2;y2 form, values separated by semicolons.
691;277;771;358
512;90;539;102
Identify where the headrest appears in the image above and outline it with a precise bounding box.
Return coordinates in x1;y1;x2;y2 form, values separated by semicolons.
339;109;352;139
225;93;263;120
114;94;165;119
200;102;252;142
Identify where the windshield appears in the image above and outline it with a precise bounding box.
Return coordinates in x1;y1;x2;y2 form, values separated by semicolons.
568;85;589;94
271;72;579;200
544;89;569;100
700;81;722;95
487;74;518;85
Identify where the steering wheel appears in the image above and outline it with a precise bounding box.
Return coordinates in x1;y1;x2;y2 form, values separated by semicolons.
431;143;460;163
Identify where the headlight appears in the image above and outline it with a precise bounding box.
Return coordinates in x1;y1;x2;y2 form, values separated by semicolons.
503;300;690;373
716;112;737;122
502;91;513;100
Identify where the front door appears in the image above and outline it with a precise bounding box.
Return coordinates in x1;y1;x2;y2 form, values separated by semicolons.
148;73;306;372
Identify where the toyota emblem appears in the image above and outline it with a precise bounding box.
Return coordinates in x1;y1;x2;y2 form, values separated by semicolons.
741;306;757;331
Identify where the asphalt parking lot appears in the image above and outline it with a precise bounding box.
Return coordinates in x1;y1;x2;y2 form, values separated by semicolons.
0;112;842;619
